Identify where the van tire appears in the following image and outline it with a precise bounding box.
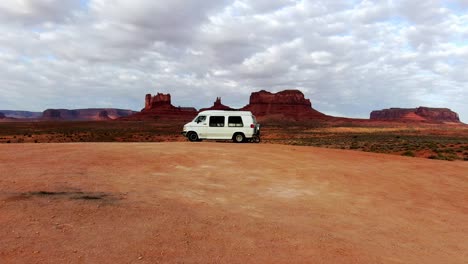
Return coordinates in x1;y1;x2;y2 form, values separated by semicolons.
233;133;245;143
187;132;199;142
252;135;260;143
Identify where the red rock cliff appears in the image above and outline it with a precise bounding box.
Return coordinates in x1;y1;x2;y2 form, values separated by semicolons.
242;90;327;120
370;107;460;123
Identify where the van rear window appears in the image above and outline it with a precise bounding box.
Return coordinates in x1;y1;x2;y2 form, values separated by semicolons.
228;116;243;127
209;116;225;127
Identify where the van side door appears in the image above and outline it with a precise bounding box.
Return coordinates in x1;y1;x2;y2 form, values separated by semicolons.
193;115;208;138
207;116;227;139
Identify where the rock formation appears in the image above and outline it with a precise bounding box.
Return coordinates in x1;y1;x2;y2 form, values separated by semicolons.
241;90;328;120
144;93;174;110
42;109;66;120
0;110;42;119
199;97;233;112
370;107;460;123
0;112;12;122
96;110;112;121
125;92;197;121
127;89;330;121
0;112;19;121
42;109;135;121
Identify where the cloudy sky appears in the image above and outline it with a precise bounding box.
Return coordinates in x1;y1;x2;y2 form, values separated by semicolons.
1;0;467;122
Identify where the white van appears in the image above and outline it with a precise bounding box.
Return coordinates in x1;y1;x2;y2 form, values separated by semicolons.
182;110;260;143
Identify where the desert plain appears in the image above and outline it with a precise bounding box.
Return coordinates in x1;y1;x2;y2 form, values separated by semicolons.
1;139;467;263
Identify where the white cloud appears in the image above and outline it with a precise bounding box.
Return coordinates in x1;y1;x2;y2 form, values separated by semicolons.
398;0;450;24
0;0;467;122
0;0;79;25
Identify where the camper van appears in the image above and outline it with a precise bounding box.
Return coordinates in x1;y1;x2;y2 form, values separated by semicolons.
182;110;260;143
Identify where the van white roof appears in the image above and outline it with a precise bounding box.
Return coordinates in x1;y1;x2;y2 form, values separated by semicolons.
198;110;253;116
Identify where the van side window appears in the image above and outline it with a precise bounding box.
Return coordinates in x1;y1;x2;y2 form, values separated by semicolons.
228;116;243;127
209;116;225;127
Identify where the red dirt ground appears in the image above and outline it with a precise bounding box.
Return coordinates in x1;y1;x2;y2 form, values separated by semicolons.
1;142;467;263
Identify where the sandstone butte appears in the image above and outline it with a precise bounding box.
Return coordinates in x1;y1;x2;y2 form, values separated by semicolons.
370;107;461;123
199;97;234;112
121;93;198;121
127;89;331;121
241;90;329;120
41;108;135;121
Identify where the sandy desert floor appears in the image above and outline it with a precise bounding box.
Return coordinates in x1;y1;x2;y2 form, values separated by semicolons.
0;142;467;263
1;120;467;160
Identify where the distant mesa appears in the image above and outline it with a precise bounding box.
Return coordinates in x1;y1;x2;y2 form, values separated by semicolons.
42;109;63;119
241;90;328;120
42;108;135;121
0;112;18;121
370;107;461;123
97;110;112;121
0;110;42;119
199;97;233;112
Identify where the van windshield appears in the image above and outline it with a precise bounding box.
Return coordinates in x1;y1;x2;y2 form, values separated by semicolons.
193;116;206;123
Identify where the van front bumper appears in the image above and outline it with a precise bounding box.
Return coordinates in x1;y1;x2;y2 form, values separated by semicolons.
181;131;187;137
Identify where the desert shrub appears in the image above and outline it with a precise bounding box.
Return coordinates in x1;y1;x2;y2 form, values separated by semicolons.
428;153;458;161
444;148;455;154
402;151;415;157
350;144;359;150
428;143;438;149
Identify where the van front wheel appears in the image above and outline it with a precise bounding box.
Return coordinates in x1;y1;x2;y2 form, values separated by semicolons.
233;133;245;143
187;132;199;142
